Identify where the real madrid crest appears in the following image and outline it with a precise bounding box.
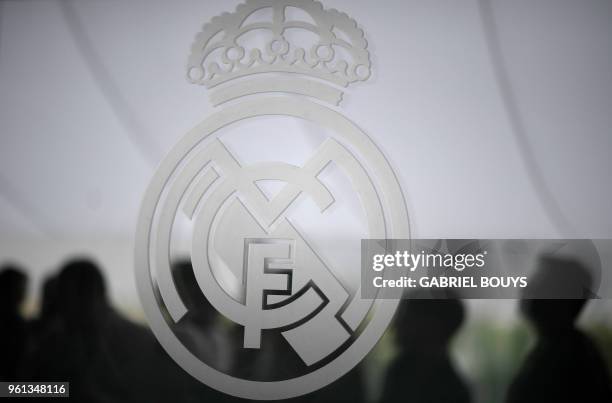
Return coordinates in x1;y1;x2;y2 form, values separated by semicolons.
135;0;410;399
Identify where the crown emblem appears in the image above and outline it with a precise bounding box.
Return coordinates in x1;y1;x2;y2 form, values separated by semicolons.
187;0;370;94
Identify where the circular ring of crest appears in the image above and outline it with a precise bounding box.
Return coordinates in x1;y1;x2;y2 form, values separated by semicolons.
135;97;410;400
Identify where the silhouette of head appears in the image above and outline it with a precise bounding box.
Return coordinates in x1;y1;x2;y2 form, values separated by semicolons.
57;258;108;326
521;256;592;335
0;264;28;313
395;289;464;351
173;260;217;326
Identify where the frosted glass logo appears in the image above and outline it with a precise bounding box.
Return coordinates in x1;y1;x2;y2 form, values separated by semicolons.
134;0;409;400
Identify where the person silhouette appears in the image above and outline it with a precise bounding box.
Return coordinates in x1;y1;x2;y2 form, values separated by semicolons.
0;264;29;381
23;258;177;402
507;256;612;403
308;342;366;403
22;258;130;401
380;289;470;403
170;260;238;402
17;257;230;402
172;260;232;373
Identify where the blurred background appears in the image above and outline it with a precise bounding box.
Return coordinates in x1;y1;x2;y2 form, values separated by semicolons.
1;1;612;402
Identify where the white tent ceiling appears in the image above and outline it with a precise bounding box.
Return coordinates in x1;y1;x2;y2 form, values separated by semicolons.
1;0;611;240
